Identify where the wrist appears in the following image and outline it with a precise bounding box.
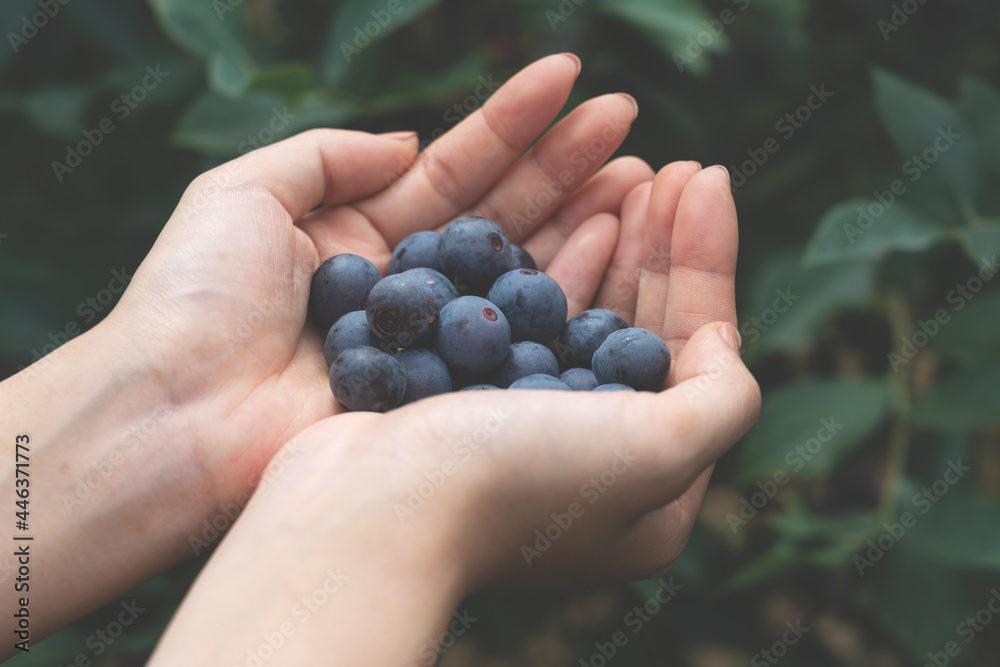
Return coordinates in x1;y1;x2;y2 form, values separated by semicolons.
1;318;213;643
150;420;475;665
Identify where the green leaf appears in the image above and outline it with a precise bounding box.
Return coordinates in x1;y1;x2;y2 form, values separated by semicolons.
65;0;148;60
958;76;1000;179
595;0;727;76
914;361;1000;432
319;0;443;85
903;494;1000;570
22;85;95;142
803;198;947;267
929;289;1000;365
726;541;800;589
0;0;36;74
99;54;203;110
207;50;256;98
872;69;978;225
742;249;876;359
360;51;491;115
249;62;316;100
958;222;1000;267
173;91;356;156
869;548;972;662
147;0;258;98
735;378;890;485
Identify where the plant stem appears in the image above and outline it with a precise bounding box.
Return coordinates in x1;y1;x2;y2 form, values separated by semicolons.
880;289;913;523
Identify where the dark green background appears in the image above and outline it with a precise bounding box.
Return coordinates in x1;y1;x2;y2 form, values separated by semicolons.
2;0;999;664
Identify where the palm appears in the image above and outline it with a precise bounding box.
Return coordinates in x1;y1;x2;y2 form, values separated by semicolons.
117;54;653;503
281;159;749;589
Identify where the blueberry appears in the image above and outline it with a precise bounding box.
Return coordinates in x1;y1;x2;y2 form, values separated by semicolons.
591;328;671;392
401;267;459;311
324;311;380;366
395;348;452;405
439;216;514;295
366;273;440;348
511;244;538;270
435;296;511;375
329;347;406;412
593;383;636;392
508;374;572;390
560;367;599;391
487;269;567;343
490;341;559;388
556;308;628;369
459;384;500;391
310;254;381;333
388;231;443;274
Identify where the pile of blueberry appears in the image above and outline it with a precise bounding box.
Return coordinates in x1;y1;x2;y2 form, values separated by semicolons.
311;216;671;412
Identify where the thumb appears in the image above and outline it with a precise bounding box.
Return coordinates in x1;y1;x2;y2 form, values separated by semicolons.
182;129;420;222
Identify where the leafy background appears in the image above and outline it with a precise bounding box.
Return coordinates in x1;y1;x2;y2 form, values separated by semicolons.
2;0;999;665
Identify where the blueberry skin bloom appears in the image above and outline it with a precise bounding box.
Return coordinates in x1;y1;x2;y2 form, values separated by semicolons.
508;374;572;390
560;367;599;391
401;267;459;311
395;348;452;405
435;296;511;375
329;347;406;413
556;308;628;369
310;254;381;333
439;216;514;295
365;273;440;348
487;269;568;343
591;328;671;392
593;383;636;392
490;341;560;388
459;384;500;391
324;310;379;367
388;231;443;274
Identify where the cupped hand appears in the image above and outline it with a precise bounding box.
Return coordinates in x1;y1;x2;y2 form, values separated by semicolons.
266;163;760;591
145;164;760;666
105;53;650;508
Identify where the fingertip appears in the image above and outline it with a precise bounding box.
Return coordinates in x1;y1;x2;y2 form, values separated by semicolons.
616;93;639;119
608;155;656;183
716;321;742;354
558;52;582;77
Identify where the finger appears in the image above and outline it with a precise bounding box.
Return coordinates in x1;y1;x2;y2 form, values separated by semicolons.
182;129;420;223
633;161;702;335
593;181;651;324
356;54;582;245
663;167;739;366
464;94;638;243
544;213;619;317
523;156;653;268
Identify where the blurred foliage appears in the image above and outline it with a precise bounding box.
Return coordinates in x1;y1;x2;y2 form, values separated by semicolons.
2;0;1000;665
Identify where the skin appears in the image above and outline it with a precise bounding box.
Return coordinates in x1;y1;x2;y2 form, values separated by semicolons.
0;53;759;663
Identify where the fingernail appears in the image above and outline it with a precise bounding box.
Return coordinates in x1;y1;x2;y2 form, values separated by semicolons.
712;165;730;182
560;52;582;76
617;93;639;118
380;131;418;143
718;322;742;353
688;160;703;170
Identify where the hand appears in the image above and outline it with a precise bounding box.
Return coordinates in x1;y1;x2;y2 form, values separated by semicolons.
293;163;759;587
110;53;648;508
0;53;651;646
146;164;761;665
